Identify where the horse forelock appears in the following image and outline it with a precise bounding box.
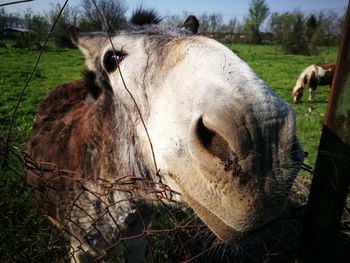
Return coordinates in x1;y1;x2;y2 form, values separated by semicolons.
130;7;162;26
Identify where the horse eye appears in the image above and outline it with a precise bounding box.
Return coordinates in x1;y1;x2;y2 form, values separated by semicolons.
103;50;126;72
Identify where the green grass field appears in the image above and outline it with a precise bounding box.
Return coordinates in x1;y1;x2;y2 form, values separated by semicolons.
0;44;338;166
0;44;339;261
228;44;338;172
0;47;85;141
0;47;85;261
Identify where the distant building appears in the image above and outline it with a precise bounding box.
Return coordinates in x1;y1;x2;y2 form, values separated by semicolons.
3;27;34;33
2;27;34;48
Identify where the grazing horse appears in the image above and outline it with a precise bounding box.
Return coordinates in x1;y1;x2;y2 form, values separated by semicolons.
292;63;336;103
25;10;303;262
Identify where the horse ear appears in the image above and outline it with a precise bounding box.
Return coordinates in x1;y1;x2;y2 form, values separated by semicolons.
130;7;162;26
181;15;199;34
69;26;108;71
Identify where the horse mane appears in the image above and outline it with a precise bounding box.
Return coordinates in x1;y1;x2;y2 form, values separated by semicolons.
130;7;162;26
129;7;199;34
296;64;317;87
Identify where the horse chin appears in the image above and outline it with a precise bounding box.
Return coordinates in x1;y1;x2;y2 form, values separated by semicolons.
183;189;288;243
180;174;289;243
183;191;240;242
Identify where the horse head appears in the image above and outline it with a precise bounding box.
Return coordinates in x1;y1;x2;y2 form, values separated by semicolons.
27;13;303;261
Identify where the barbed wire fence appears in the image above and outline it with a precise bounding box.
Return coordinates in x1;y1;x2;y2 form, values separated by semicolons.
0;0;349;262
0;0;220;261
0;0;210;261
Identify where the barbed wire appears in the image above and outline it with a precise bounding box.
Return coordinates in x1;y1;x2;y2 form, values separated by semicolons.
2;0;70;170
0;0;33;7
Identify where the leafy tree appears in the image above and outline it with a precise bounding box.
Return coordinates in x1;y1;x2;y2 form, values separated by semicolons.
306;14;322;54
222;18;238;42
79;0;127;31
199;13;210;34
31;15;49;42
317;10;343;46
268;11;312;54
6;11;22;28
0;8;6;43
246;0;270;43
165;11;191;28
198;12;223;38
288;12;308;53
165;14;183;27
269;12;284;43
208;13;223;34
21;8;49;43
208;13;223;39
47;3;80;48
306;14;318;41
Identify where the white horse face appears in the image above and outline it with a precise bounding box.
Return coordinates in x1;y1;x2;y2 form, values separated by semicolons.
72;26;303;242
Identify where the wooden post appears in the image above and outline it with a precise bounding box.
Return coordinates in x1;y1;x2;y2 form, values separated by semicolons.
297;2;350;262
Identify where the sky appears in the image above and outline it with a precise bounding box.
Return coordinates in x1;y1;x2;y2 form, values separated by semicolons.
1;0;348;22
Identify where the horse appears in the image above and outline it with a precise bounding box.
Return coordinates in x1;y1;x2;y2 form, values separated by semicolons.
292;63;336;103
25;9;303;262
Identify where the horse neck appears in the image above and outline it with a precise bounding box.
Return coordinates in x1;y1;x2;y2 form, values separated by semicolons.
107;95;155;180
297;65;316;86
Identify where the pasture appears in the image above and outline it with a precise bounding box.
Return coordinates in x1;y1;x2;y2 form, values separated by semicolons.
1;44;338;165
0;43;339;261
230;44;338;172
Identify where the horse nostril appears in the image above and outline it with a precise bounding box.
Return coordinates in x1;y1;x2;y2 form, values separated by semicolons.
196;117;232;163
196;117;214;148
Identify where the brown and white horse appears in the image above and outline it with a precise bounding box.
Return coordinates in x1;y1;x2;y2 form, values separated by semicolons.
292;63;336;103
25;10;303;262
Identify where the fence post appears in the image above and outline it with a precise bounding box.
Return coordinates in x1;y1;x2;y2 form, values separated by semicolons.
297;2;350;262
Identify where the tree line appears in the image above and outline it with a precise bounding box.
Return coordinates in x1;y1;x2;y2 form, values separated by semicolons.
0;0;346;55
